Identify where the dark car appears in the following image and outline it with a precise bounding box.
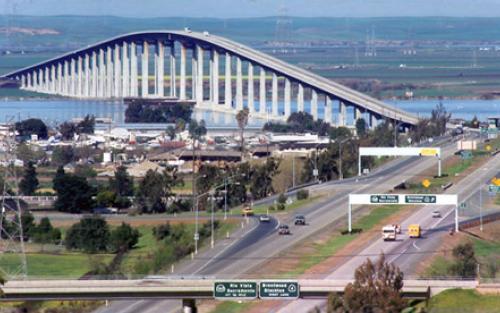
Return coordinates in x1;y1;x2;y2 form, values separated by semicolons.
294;215;306;225
278;224;290;235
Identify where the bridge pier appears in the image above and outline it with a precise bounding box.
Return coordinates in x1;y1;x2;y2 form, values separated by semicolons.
224;52;232;108
247;62;254;112
182;299;197;313
122;42;130;98
192;46;198;101
272;73;278;116
259;67;266;114
141;41;149;97
297;83;304;113
130;42;138;97
156;40;165;97
311;89;318;120
325;96;333;124
284;77;291;118
339;101;346;127
236;57;243;110
180;43;187;100
170;44;177;98
370;113;378;129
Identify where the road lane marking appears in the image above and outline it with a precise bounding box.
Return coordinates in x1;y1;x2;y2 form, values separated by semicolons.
412;240;421;251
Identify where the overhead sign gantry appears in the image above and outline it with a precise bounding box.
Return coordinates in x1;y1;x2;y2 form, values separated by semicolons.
348;193;458;233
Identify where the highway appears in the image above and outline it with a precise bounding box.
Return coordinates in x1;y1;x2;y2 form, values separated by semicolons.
94;136;474;313
280;147;500;313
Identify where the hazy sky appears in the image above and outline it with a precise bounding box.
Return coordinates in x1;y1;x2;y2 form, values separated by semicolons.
2;0;500;18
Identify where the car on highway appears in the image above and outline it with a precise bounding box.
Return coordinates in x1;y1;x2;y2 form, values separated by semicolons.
294;215;306;225
432;210;441;218
408;224;421;238
382;225;397;241
278;224;290;235
241;206;254;217
259;215;270;222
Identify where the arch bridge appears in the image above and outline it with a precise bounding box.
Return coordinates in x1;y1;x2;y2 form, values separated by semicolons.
1;30;419;129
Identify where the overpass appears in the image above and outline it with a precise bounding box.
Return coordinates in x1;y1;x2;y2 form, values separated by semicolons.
1;30;419;129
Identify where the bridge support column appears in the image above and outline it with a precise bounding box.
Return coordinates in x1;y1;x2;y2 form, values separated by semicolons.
20;75;26;89
297;83;304;112
44;67;50;94
63;61;69;96
141;41;149;97
114;44;122;98
370;113;378;129
259;67;266;114
311;89;318;120
39;68;45;93
84;54;90;98
156;41;164;97
236;57;243;110
107;46;114;97
247;62;254;113
170;44;177;98
91;51;97;97
354;106;362;124
122;42;129;98
130;42;138;97
325;96;333;124
284;78;291;118
98;49;105;97
211;49;219;106
191;49;197;101
50;65;56;94
180;43;187;100
224;52;232;108
70;59;76;96
32;71;38;92
272;73;278;116
182;299;196;313
339;101;346;127
26;73;31;91
196;45;204;104
77;56;83;97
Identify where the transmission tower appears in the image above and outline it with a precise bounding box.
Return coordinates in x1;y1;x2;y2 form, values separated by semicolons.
0;122;28;279
273;0;293;53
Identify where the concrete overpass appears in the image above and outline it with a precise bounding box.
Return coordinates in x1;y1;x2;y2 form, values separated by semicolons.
1;30;419;129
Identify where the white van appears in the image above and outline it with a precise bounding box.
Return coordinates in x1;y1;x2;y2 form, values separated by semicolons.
382;225;397;241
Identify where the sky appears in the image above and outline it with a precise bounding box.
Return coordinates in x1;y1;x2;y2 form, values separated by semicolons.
2;0;500;18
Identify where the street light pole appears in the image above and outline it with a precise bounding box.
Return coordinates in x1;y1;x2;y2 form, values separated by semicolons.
224;178;228;220
211;192;215;248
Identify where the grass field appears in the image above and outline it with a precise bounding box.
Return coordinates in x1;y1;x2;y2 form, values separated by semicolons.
1;253;113;278
425;289;500;313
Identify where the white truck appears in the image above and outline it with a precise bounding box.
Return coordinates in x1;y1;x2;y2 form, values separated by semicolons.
382;225;397;241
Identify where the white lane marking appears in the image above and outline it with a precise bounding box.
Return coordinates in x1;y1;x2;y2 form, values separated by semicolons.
192;218;261;275
412;240;421;251
274;216;281;230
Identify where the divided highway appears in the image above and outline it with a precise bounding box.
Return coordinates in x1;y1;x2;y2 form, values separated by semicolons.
95;135;477;313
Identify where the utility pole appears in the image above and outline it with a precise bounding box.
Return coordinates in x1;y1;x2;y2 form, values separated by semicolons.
0;122;28;279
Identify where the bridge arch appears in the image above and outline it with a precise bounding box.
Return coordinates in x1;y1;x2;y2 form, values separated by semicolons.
2;30;419;128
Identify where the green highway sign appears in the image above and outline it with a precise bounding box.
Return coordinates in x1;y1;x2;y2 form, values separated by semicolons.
259;281;299;299
460;150;472;160
214;282;257;299
489;184;500;193
405;195;437;204
370;195;399;204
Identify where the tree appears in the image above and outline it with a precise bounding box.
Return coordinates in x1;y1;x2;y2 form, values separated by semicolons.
135;168;181;213
15;118;48;139
355;118;367;137
19;161;39;195
65;216;110;253
109;166;134;197
96;190;117;207
343;253;406;313
250;157;280;199
53;173;95;213
16;142;46;164
109;222;140;252
51;145;75;166
32;217;61;245
188;119;207;208
59;121;77;140
53;166;65;191
449;242;477;278
0;272;5;297
236;108;249;159
430;102;451;136
166;125;176;140
77;115;95;134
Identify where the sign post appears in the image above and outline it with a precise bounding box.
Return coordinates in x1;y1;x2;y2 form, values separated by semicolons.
214;281;257;300
259;281;299;299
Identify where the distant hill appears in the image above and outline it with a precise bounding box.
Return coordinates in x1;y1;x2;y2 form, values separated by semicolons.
2;16;500;52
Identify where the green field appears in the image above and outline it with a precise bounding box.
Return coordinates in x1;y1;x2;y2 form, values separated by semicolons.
1;253;113;278
425;289;500;313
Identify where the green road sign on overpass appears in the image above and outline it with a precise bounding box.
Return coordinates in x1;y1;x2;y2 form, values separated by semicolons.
405;195;437;204
259;281;299;299
214;281;257;299
370;195;399;204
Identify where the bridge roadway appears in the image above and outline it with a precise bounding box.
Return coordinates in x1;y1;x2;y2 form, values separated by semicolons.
0;278;477;302
89;134;477;313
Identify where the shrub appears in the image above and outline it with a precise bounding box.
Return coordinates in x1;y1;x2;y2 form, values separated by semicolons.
109;222;140;253
296;189;309;200
277;193;288;204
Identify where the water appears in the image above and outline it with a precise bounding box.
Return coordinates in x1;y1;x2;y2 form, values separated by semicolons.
0;98;499;127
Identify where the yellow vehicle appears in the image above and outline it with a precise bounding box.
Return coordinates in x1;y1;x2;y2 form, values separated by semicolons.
408;224;421;238
242;206;254;217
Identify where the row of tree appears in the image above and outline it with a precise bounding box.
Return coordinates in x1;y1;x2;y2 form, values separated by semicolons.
15;115;95;141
